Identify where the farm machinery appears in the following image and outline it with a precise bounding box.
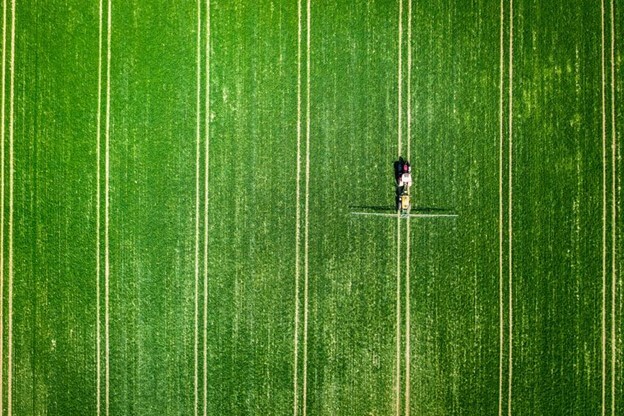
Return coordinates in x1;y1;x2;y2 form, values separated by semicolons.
349;157;457;220
395;158;412;216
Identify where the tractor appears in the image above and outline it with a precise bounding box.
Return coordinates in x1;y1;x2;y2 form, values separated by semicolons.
395;157;412;216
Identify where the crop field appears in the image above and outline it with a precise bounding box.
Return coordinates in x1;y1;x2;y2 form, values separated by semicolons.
0;0;623;415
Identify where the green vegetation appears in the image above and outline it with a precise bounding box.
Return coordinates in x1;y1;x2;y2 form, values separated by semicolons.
1;0;622;415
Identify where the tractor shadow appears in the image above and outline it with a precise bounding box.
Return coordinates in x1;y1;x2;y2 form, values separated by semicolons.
393;157;406;186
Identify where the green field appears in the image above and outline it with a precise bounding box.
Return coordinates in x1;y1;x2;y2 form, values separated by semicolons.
1;0;623;415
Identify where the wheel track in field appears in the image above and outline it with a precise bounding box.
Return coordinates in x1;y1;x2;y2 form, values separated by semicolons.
203;2;211;416
95;1;112;414
293;2;311;414
608;0;616;413
601;0;607;413
96;0;104;413
507;0;514;413
404;0;412;414
302;1;311;415
601;1;618;413
395;217;401;416
194;2;210;414
194;0;202;412
104;1;112;414
293;1;312;414
6;0;15;414
498;1;515;413
395;1;415;414
0;0;7;413
0;0;8;412
498;0;505;414
396;2;413;415
395;1;403;414
293;0;302;414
